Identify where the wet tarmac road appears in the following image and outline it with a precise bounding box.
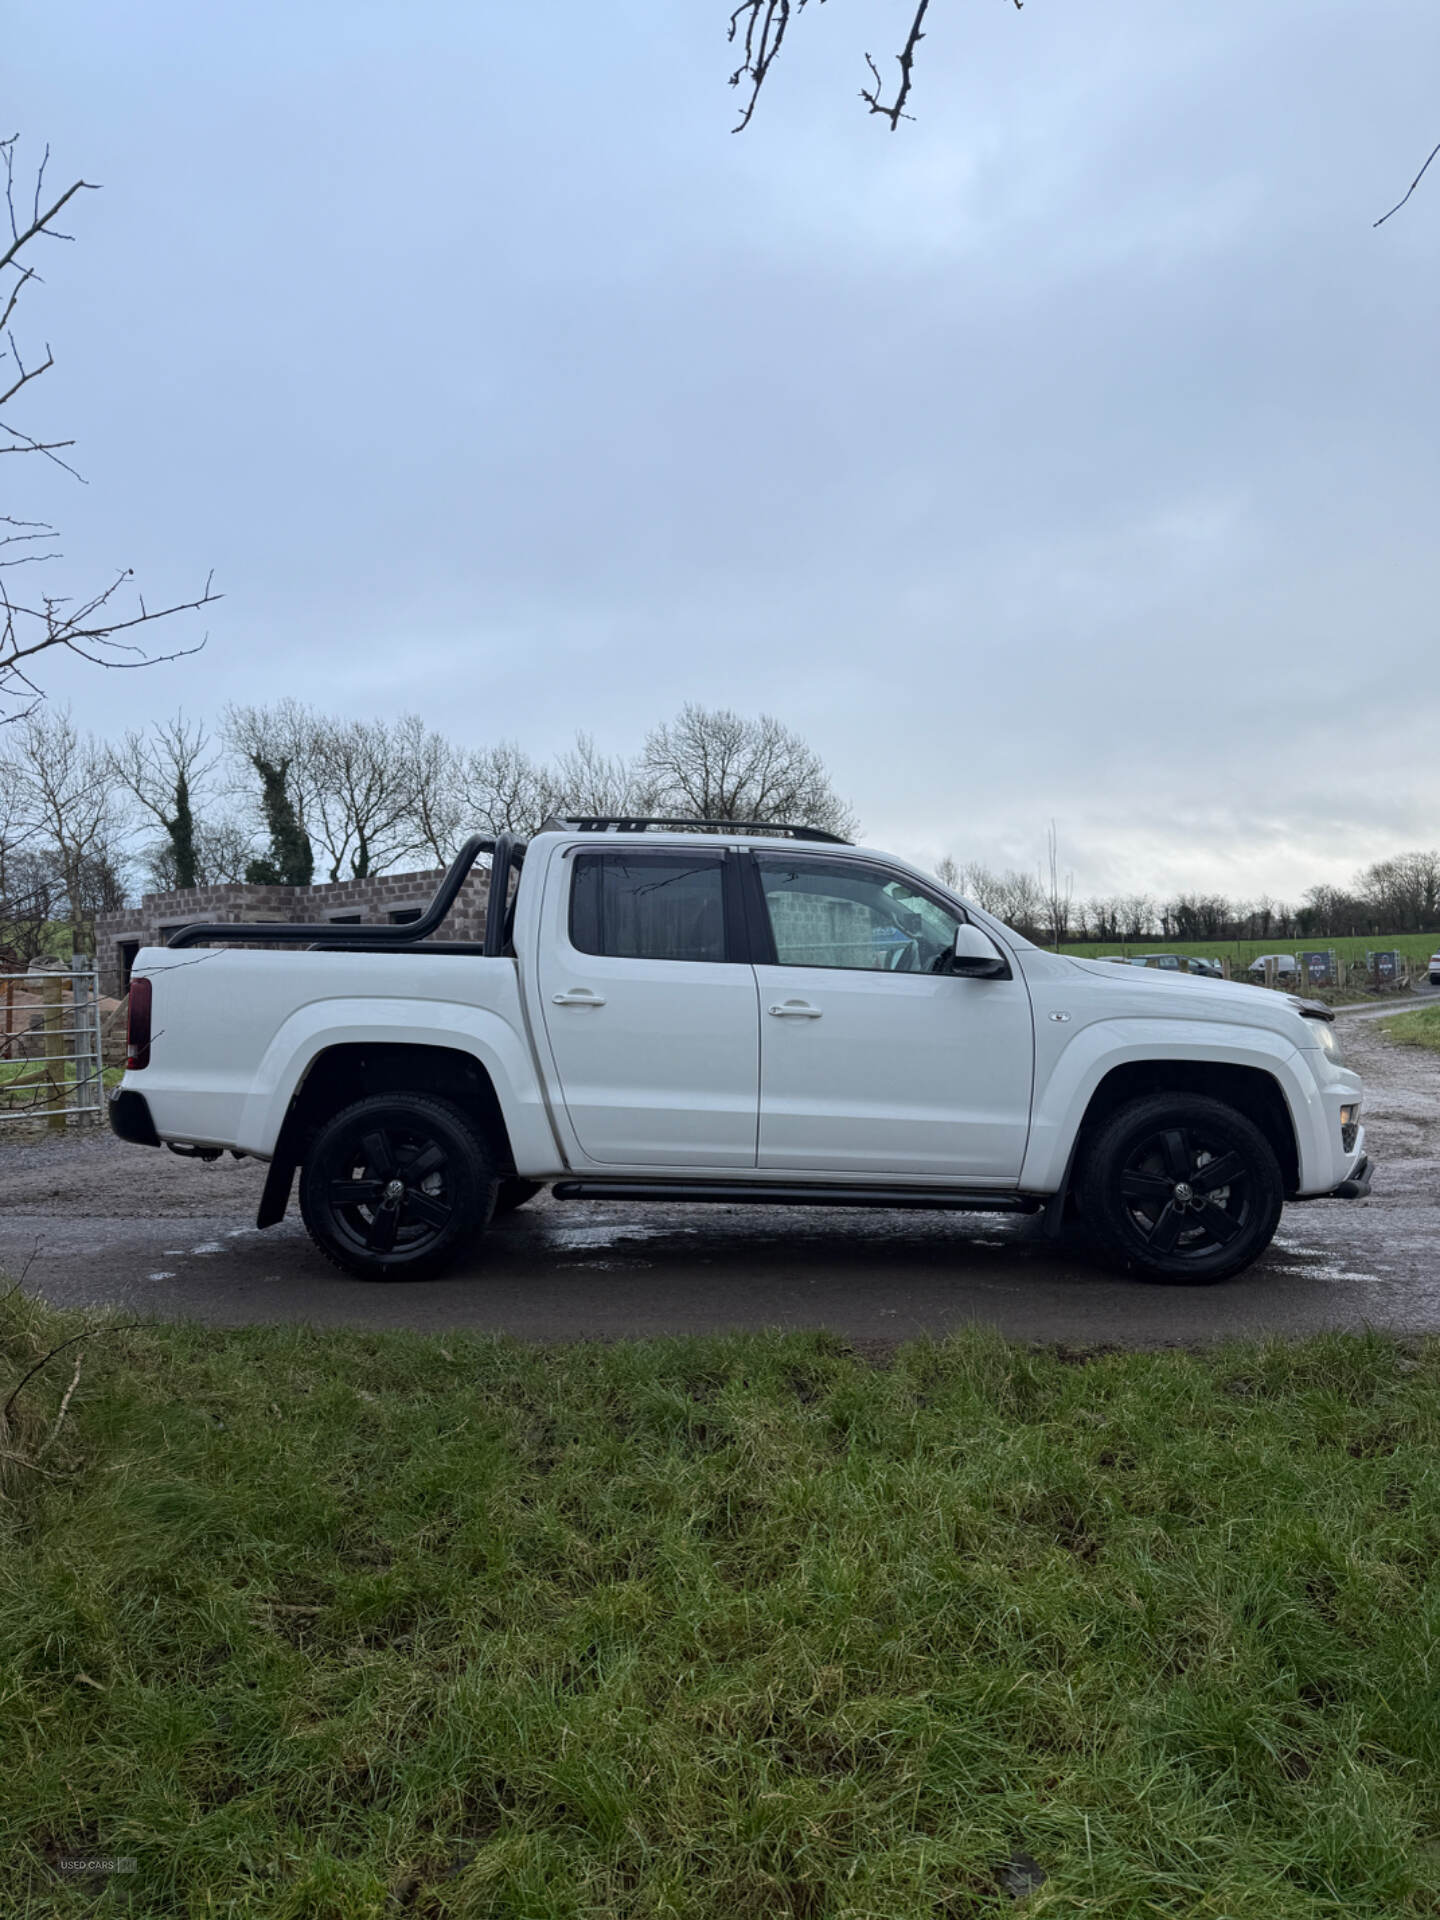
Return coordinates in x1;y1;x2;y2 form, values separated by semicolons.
1;1187;1435;1346
2;1009;1435;1346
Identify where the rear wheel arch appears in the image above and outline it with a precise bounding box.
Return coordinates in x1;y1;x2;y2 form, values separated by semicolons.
1071;1059;1300;1197
258;1042;517;1228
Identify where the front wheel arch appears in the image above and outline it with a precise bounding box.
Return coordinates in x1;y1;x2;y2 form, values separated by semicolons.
1071;1059;1300;1197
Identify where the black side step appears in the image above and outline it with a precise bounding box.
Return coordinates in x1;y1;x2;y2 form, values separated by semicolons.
551;1181;1043;1214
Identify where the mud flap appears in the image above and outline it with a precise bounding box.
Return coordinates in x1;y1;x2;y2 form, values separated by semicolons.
257;1155;297;1229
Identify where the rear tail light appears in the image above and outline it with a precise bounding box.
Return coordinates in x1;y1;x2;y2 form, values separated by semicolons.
126;976;152;1071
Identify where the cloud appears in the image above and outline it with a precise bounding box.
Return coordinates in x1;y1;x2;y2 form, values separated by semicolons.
10;0;1440;910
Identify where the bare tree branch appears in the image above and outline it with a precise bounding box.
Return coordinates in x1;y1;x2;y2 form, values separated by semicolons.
34;1351;82;1459
1374;137;1440;227
0;137;96;273
0;135;215;711
728;0;806;134
860;0;933;130
729;0;1023;133
2;1322;140;1425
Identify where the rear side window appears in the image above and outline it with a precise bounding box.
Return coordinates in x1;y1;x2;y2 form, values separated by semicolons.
569;852;727;963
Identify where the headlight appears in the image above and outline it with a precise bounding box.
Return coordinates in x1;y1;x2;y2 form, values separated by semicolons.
1313;1021;1342;1063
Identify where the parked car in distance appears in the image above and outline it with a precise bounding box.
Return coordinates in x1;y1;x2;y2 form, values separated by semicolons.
110;818;1372;1288
1430;950;1440;986
1247;953;1300;981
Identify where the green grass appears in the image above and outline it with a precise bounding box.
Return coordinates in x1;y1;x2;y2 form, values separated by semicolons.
4;1297;1440;1917
1381;1007;1440;1054
1060;931;1440;972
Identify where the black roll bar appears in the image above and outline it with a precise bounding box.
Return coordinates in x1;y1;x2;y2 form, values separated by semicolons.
164;832;525;959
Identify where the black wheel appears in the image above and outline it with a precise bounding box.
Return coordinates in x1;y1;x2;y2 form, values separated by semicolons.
298;1093;497;1281
493;1178;542;1216
1076;1093;1283;1284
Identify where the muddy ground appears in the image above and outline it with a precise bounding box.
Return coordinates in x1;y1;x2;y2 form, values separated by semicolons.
1;1009;1435;1345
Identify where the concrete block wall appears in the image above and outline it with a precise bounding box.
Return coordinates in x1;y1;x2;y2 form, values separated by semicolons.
767;893;889;968
94;866;491;996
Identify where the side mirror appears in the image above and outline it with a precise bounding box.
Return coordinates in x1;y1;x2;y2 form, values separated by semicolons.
949;923;1008;978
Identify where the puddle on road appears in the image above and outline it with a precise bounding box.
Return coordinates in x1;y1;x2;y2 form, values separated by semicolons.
545;1224;697;1251
1268;1235;1387;1286
563;1258;656;1272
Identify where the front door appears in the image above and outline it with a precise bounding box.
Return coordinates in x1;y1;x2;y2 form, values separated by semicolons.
537;846;760;1167
750;853;1034;1180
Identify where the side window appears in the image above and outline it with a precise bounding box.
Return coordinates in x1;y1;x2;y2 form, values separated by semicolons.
570;852;728;963
756;858;962;974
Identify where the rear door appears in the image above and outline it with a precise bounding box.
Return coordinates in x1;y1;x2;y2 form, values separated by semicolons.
537;845;760;1167
748;852;1034;1179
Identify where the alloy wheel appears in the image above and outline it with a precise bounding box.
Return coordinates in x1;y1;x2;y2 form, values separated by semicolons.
326;1123;455;1257
1118;1126;1251;1260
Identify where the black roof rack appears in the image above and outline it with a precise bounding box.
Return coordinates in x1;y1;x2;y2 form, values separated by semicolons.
542;816;851;845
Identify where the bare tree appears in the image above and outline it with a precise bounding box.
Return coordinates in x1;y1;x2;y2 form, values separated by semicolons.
404;719;466;865
1;136;217;717
1041;819;1074;950
140;819;256;893
106;714;250;891
304;717;429;881
1086;895;1124;943
453;742;561;840
1300;882;1367;940
641;704;856;836
1354;850;1440;934
1118;894;1155;942
226;703;459;880
951;859;1043;939
0;708;124;952
224;700;324;825
551;732;658;819
0;846;63;966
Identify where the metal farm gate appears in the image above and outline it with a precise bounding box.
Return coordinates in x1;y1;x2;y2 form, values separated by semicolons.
0;962;107;1129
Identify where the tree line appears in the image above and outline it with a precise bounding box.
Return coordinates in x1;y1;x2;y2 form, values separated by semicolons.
935;855;1440;951
0;702;856;960
2;698;1436;964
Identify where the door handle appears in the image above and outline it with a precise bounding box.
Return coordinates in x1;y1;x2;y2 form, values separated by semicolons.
768;1001;822;1018
552;989;607;1007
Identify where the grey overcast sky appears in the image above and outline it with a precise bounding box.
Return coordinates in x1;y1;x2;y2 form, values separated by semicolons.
9;0;1439;903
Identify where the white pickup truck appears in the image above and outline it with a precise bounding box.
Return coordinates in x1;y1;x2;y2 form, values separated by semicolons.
110;818;1371;1285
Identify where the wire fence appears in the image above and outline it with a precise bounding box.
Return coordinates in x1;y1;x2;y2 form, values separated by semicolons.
0;963;107;1128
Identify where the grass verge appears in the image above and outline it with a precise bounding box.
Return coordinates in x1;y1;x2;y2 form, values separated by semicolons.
3;1296;1440;1917
1381;1006;1440;1055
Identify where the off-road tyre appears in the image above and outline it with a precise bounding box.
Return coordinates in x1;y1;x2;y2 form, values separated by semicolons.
299;1092;498;1281
493;1178;543;1216
1076;1092;1284;1285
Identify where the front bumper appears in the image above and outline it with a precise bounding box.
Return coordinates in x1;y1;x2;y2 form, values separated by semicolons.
1292;1153;1374;1202
1325;1154;1373;1200
108;1087;161;1148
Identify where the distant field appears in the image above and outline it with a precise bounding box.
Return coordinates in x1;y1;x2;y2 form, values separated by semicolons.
1061;932;1440;971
